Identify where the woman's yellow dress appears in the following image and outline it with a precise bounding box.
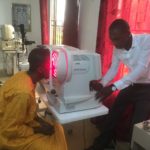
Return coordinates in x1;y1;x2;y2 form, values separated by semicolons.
0;71;67;150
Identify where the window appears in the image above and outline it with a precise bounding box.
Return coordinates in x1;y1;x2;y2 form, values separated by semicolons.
50;0;66;44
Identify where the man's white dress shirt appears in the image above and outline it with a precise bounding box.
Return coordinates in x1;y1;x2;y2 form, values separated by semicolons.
101;34;150;90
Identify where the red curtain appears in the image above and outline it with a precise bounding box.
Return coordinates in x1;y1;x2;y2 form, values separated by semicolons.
96;0;150;107
95;0;150;141
96;0;123;107
39;0;49;45
63;0;78;48
121;0;150;33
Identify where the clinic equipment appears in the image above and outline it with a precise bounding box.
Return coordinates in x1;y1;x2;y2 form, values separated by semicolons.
0;24;35;74
0;24;22;51
42;45;102;113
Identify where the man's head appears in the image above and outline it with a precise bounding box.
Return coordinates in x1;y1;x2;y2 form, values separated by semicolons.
109;19;131;49
28;45;50;79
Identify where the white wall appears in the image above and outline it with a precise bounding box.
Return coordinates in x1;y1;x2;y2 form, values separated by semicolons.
78;0;101;52
0;0;101;72
0;0;101;53
0;0;41;72
0;0;41;44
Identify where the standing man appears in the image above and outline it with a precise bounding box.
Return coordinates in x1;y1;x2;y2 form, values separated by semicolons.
87;19;150;150
0;46;67;150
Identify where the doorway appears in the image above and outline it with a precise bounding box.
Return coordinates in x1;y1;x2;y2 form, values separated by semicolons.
50;0;66;45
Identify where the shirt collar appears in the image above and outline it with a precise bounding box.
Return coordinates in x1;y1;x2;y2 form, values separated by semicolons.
115;34;136;51
131;34;136;49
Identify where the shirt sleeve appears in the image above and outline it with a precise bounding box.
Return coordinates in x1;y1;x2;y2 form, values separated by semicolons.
2;93;34;138
101;49;120;86
114;46;150;90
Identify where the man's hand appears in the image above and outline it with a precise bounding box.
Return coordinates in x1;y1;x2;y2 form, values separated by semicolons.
95;84;115;102
33;116;54;136
89;80;103;91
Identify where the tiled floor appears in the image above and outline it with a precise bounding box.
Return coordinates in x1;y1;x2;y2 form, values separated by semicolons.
116;141;130;150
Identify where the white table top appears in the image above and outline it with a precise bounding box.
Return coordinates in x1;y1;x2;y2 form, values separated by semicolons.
131;120;150;149
39;93;109;124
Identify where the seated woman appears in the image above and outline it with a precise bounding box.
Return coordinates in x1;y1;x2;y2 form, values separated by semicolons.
0;46;67;150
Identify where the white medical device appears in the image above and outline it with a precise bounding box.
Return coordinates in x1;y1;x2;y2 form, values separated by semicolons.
1;24;15;40
0;24;22;51
42;45;102;113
